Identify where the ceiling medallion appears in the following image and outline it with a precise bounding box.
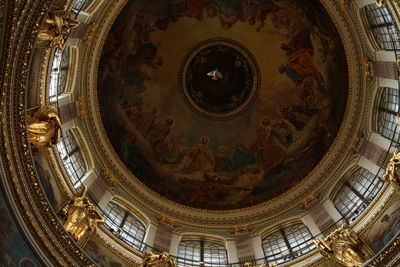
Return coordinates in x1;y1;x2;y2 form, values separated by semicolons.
179;38;260;120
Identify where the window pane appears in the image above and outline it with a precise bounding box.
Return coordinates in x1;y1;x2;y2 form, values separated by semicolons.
334;168;384;223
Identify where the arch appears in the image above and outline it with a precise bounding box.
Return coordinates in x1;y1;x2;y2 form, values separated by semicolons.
332;166;384;224
48;48;70;103
375;87;400;143
362;3;400;51
103;201;147;252
261;222;315;266
56;129;88;189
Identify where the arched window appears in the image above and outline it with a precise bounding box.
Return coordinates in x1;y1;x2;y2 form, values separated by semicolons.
261;223;315;266
56;130;86;188
333;167;384;223
177;238;228;267
378;87;400;143
49;48;70;103
104;202;146;252
71;0;93;15
364;4;400;50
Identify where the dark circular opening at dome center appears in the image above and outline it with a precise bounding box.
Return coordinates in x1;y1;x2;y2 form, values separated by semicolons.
180;39;260;120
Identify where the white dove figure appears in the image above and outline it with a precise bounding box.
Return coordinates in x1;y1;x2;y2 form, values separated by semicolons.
207;68;223;80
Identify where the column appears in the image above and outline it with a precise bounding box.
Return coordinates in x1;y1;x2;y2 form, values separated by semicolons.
251;235;264;261
234;229;255;262
169;232;181;256
322;199;343;222
143;223;157;248
226;239;239;263
153;220;174;252
81;169;97;188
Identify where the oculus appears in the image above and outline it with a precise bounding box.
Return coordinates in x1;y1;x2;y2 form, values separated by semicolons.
180;38;260;120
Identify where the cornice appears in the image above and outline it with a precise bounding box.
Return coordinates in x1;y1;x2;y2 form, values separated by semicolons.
0;0;96;265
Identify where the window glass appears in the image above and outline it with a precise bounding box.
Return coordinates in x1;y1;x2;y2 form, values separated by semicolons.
378;87;400;143
333;168;384;223
261;223;315;266
177;239;227;267
56;130;86;188
365;4;400;50
104;202;146;251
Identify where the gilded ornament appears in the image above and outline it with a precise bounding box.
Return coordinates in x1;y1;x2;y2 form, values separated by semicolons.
314;224;372;267
38;10;79;50
232;224;252;234
62;186;104;245
27;105;62;149
141;251;176;267
76;95;86;118
383;150;400;191
101;165;119;186
84;23;99;45
363;57;373;81
157;215;178;228
375;0;387;7
300;192;319;209
339;0;351;8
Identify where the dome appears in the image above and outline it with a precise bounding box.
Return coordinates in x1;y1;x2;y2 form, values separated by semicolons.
2;0;400;266
97;0;348;210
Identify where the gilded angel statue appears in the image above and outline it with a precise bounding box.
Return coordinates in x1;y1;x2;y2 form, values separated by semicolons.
314;224;371;267
63;186;104;245
383;150;400;191
27;105;62;149
38;10;79;50
141;251;176;267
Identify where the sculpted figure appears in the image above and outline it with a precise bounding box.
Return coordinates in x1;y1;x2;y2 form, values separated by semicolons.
63;186;104;245
27;105;62;149
141;251;176;267
38;10;79;50
314;224;371;267
383;150;400;191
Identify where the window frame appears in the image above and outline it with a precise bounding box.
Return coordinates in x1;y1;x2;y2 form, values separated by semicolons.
177;238;228;267
261;223;315;266
103;201;147;252
333;167;384;223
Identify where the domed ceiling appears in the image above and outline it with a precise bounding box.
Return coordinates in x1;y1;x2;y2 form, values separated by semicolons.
97;0;348;210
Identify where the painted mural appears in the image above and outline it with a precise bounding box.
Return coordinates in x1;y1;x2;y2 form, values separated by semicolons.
98;0;348;209
366;194;400;253
0;187;43;266
84;238;126;267
34;155;63;211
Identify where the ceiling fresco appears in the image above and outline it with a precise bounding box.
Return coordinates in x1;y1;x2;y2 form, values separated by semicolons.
97;0;348;210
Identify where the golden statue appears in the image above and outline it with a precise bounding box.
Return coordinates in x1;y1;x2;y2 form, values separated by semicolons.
141;251;176;267
38;10;79;50
62;186;104;245
27;105;62;149
314;224;372;267
376;0;387;7
383;150;400;191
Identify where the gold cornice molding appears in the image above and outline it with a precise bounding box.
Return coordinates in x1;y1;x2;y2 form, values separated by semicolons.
0;0;95;265
76;0;367;227
366;234;400;266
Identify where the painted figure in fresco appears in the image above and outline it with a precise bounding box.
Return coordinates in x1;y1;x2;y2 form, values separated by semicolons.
215;146;232;172
279;48;324;87
211;0;243;28
147;117;174;148
250;116;272;163
232;141;256;171
279;104;320;131
270;119;297;148
246;0;280;32
178;136;215;173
